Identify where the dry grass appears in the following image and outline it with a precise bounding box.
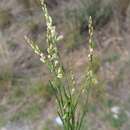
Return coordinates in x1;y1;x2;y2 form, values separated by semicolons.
0;0;130;130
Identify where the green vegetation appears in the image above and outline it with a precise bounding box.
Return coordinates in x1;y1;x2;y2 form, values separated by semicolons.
11;103;41;121
29;82;54;100
104;52;120;63
107;109;128;128
0;9;12;29
0;0;129;130
62;0;113;52
65;0;112;31
25;0;98;129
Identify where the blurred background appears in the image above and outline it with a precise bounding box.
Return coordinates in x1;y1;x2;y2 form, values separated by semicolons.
0;0;130;130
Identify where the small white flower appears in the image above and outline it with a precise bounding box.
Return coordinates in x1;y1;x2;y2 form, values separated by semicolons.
51;27;56;36
57;67;62;73
82;89;85;93
34;50;39;55
57;73;63;79
40;53;44;57
53;47;57;52
48;55;51;59
49;44;53;50
51;53;57;60
88;54;92;60
40;56;46;63
113;114;118;119
35;45;39;51
54;116;63;126
90;48;93;53
89;39;92;44
111;106;120;114
47;48;50;53
92;78;98;84
30;44;34;49
57;35;64;41
71;88;75;94
54;60;59;66
57;68;63;78
47;44;53;53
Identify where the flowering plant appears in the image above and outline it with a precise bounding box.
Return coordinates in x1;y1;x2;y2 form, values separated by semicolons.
25;0;97;129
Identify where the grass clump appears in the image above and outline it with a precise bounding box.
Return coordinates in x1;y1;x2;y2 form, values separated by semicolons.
107;109;128;128
0;9;12;29
65;28;83;52
11;103;41;121
25;0;98;129
105;52;120;63
29;81;54;101
65;0;112;33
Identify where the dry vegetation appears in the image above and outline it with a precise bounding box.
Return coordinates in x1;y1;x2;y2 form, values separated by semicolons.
0;0;130;130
